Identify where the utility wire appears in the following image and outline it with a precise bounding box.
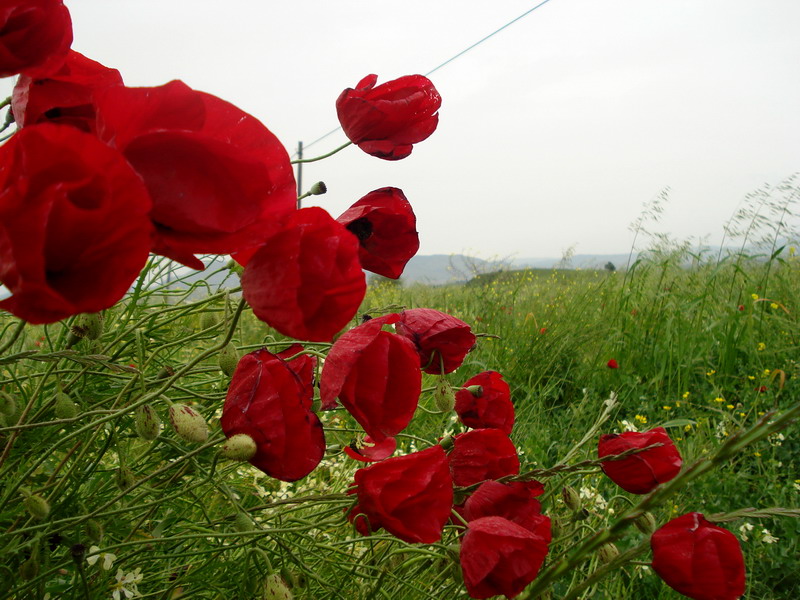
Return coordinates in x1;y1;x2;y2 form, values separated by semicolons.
295;0;555;156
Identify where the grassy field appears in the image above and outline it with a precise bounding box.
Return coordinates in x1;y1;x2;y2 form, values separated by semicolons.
1;246;798;599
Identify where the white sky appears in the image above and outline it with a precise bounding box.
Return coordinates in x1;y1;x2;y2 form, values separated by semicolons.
4;0;800;259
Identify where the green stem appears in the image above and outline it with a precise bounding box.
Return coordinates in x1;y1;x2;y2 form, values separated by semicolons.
290;141;351;164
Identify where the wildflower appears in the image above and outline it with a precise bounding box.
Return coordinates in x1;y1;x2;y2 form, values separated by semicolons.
684;424;693;432
757;342;766;351
86;546;116;571
634;414;648;424
706;369;716;377
753;451;761;457
760;529;779;544
621;419;638;432
713;397;725;403
607;359;619;369
726;404;734;410
751;293;759;300
739;522;754;541
763;369;771;376
663;405;672;411
747;375;755;380
111;568;142;600
682;391;690;399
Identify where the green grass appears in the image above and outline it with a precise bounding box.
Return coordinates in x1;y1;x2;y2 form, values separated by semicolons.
1;248;798;599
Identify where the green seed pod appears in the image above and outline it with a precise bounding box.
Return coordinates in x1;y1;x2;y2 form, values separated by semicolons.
263;573;293;600
634;511;657;535
169;404;208;443
562;486;582;512
434;378;455;412
217;343;239;377
221;434;257;461
156;365;175;380
598;543;620;564
226;259;244;276
201;312;219;330
115;466;136;492
0;391;18;418
134;404;162;441
70;313;104;341
24;494;50;520
234;512;255;533
54;391;78;420
85;519;104;544
18;553;40;581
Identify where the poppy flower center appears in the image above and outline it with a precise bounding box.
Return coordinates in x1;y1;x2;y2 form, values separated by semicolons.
346;217;373;242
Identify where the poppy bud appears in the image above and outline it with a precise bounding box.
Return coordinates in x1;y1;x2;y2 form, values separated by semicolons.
115;467;136;491
24;494;51;520
156;365;175;380
634;511;657;535
464;384;483;397
0;391;19;418
134;404;161;441
19;552;40;581
263;574;293;600
74;313;104;340
201;312;218;330
226;258;245;276
85;519;104;544
169;404;208;443
434;378;455;412
598;543;620;564
217;343;239;377
308;181;327;196
220;433;257;461
561;486;582;511
439;434;454;451
233;512;255;532
54;391;78;420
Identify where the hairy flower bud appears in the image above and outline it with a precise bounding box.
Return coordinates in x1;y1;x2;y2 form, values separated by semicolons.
217;343;239;377
24;494;50;520
75;313;104;340
0;391;19;419
308;181;327;196
19;553;40;581
156;365;175;380
263;573;293;600
85;519;104;544
233;512;255;532
634;511;657;535
561;486;581;512
434;378;455;412
115;466;136;491
598;543;620;564
220;433;257;461
201;312;218;330
134;404;162;440
54;391;78;420
169;404;208;443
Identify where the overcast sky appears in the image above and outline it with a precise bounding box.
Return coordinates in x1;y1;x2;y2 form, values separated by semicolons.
4;0;800;259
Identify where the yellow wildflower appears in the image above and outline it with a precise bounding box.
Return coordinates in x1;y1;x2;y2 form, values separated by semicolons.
751;293;759;300
757;342;766;351
634;415;648;424
713;397;725;403
770;303;779;310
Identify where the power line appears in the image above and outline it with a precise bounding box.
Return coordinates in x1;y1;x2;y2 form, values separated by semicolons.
295;0;555;155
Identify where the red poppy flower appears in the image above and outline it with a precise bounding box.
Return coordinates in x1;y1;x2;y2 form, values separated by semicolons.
336;187;419;279
347;445;453;544
94;80;296;269
0;0;72;78
607;359;619;369
241;207;366;342
462;480;544;533
320;314;421;439
394;308;476;374
460;515;551;599
276;343;316;410
651;512;745;600
455;371;515;434
449;429;520;487
12;50;123;134
336;74;441;160
0;124;152;324
344;435;397;463
598;427;682;494
221;348;325;482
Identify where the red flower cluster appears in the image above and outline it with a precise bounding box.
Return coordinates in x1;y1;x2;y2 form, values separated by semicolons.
455;371;515;434
336;74;441;160
598;427;682;494
651;512;745;600
394;308;476;374
0;0;72;78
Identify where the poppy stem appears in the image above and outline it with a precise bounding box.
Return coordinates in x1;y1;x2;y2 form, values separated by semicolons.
290;141;352;164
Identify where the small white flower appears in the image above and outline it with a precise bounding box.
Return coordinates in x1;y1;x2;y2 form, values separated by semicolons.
739;522;754;541
111;568;142;600
760;529;779;544
86;546;117;571
620;419;638;432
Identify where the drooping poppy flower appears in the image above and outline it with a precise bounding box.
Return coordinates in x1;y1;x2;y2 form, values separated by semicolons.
462;480;544;532
336;187;419;279
344;435;397;463
0;0;72;78
221;348;325;482
460;515;551;599
455;371;515;434
0;124;152;324
651;512;745;600
276;343;316;410
12;50;123;134
336;74;441;160
320;314;421;439
449;429;520;487
241;207;366;342
607;359;619;369
94;80;296;269
598;426;682;494
347;445;453;544
394;308;476;374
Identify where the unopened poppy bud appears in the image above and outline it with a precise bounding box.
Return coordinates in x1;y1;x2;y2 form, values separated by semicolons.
156;365;175;380
79;313;104;340
464;384;483;397
220;434;257;461
201;312;218;330
19;553;40;580
634;511;657;535
263;573;293;600
24;494;50;520
169;403;208;443
135;404;162;441
598;543;620;564
54;391;78;420
562;486;582;511
0;391;19;418
85;519;104;544
434;378;455;412
233;511;255;532
439;434;454;451
115;466;136;491
226;259;244;275
308;181;327;196
217;343;239;377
